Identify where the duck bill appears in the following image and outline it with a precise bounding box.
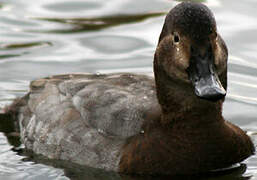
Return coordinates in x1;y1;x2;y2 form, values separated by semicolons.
187;47;226;101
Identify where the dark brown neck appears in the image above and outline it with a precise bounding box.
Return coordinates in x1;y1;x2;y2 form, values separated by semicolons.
154;58;224;127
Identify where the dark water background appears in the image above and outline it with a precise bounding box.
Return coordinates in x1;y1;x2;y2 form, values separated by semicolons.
0;0;257;179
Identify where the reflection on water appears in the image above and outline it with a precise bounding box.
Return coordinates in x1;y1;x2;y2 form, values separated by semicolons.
0;41;52;50
6;146;254;180
0;54;20;60
33;13;165;33
0;0;257;179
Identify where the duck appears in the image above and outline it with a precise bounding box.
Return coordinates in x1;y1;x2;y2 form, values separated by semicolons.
4;2;255;176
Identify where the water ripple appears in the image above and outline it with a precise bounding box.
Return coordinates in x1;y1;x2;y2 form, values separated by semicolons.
0;41;52;50
30;12;165;33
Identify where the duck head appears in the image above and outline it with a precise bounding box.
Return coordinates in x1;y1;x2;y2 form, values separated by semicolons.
154;2;228;105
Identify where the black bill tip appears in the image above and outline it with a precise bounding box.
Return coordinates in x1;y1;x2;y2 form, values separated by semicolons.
195;84;226;101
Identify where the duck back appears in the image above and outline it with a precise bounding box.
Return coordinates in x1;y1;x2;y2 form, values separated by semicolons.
17;73;158;171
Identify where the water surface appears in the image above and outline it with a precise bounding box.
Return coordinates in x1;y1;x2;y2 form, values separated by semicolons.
0;0;257;179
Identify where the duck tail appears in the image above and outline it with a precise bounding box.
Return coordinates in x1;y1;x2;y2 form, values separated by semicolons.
1;93;29;133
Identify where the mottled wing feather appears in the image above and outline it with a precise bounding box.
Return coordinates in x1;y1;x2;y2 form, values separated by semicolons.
18;73;158;170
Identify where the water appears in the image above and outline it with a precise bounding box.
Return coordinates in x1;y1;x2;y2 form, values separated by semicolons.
0;0;257;179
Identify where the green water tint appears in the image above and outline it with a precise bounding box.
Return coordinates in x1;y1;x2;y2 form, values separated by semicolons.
0;54;20;60
0;42;52;60
32;12;165;34
0;41;52;50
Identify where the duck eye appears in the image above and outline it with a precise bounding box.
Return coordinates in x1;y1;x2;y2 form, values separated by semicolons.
174;34;180;43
